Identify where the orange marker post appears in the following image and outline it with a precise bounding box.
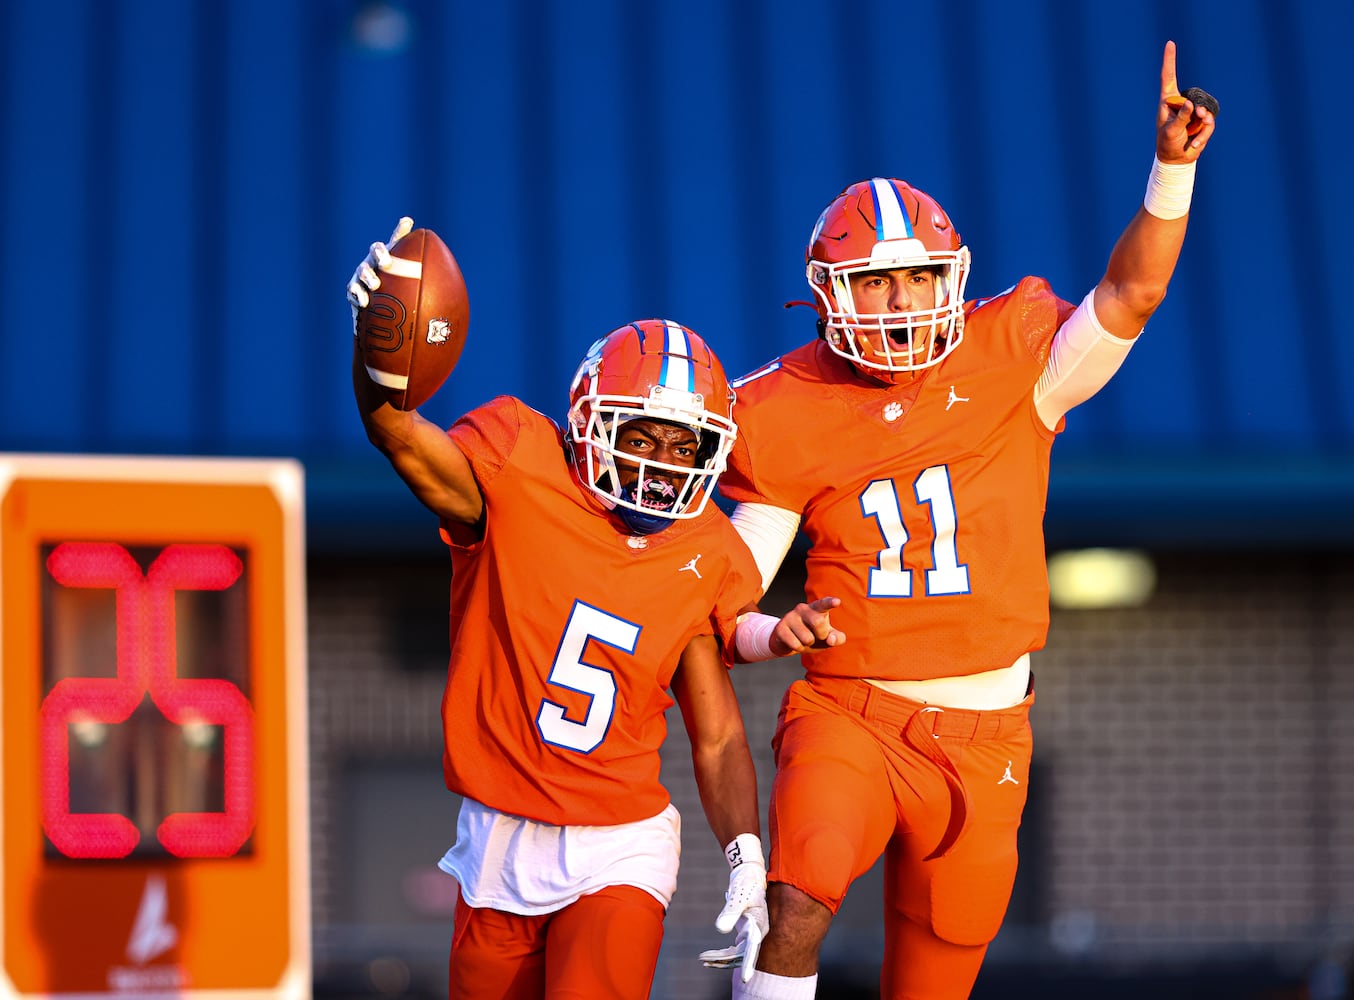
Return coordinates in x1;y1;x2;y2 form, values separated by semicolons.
0;455;309;1000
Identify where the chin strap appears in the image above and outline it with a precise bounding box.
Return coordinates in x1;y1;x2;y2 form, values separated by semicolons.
617;510;671;535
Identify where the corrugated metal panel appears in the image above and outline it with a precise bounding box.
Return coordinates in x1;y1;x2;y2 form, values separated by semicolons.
2;0;1350;545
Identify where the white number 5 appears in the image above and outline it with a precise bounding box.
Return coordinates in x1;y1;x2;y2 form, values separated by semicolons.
536;601;636;753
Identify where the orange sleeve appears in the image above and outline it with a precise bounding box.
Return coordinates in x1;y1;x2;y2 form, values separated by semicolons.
446;395;527;491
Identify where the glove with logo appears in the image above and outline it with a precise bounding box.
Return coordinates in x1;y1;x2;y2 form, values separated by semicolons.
698;833;768;983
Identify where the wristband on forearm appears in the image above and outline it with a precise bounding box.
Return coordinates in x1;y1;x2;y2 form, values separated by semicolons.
724;833;765;869
734;613;778;662
1143;155;1196;220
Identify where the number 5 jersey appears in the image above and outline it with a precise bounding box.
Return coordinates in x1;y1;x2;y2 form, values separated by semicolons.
438;395;761;828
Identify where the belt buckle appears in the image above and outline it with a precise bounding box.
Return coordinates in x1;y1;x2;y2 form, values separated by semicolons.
919;705;943;739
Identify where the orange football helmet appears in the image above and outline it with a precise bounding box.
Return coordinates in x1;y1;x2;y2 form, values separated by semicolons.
566;319;737;534
806;177;971;381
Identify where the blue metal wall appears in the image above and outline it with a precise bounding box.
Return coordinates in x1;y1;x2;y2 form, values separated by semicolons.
3;0;1351;547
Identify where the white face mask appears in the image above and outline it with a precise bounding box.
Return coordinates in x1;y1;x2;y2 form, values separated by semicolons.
811;244;971;376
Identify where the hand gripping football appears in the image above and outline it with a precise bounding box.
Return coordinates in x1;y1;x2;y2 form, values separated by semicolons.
356;228;470;411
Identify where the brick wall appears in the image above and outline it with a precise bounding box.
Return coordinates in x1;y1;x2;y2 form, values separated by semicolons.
1034;553;1353;956
304;548;1354;997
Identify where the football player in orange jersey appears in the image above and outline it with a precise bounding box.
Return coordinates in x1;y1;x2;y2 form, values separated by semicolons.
702;42;1217;1000
348;238;785;999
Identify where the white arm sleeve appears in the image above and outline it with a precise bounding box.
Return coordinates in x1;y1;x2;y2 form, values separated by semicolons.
729;502;801;596
1034;290;1139;430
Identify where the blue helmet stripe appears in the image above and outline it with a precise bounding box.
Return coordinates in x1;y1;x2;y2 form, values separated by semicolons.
870;178;913;241
659;320;694;392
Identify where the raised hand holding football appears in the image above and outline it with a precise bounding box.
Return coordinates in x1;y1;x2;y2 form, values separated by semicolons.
355;226;470;411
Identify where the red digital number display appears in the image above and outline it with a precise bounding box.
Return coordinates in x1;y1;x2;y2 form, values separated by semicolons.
1;456;310;999
40;542;255;860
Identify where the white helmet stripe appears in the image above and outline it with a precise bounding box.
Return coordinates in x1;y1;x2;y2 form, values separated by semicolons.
869;178;913;241
659;319;694;392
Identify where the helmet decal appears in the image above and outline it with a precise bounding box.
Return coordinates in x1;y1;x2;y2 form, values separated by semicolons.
869;178;914;241
655;320;695;394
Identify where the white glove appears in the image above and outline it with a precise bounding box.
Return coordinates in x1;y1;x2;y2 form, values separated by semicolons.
347;217;414;334
698;833;768;983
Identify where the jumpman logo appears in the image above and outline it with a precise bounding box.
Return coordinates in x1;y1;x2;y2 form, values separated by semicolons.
127;874;177;965
679;555;703;579
946;385;970;411
998;761;1019;786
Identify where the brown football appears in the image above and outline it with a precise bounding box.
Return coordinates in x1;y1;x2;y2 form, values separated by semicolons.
356;228;470;411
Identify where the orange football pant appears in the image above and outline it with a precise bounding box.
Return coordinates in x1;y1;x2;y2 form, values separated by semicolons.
448;884;665;1000
768;676;1033;1000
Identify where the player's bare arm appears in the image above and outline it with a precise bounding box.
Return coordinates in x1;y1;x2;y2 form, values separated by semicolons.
1036;42;1218;426
351;347;484;526
348;220;485;527
671;634;761;847
1093;40;1216;339
676;633;769;983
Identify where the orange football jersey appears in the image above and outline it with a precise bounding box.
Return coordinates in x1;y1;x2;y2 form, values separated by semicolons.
440;395;761;827
723;278;1076;681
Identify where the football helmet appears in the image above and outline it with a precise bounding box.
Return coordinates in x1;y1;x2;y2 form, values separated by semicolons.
566;319;737;534
806;177;971;380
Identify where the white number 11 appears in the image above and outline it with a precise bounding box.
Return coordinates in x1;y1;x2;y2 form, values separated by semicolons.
860;465;971;598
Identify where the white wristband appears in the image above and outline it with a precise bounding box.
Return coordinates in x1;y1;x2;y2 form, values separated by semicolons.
734;612;778;662
724;833;765;870
1143;156;1196;220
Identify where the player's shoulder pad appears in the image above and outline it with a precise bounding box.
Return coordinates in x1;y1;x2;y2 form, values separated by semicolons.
968;276;1059;314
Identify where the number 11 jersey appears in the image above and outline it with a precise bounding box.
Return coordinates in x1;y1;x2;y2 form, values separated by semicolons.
721;278;1075;682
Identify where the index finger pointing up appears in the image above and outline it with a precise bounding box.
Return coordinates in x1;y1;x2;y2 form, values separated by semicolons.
1161;39;1180;101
